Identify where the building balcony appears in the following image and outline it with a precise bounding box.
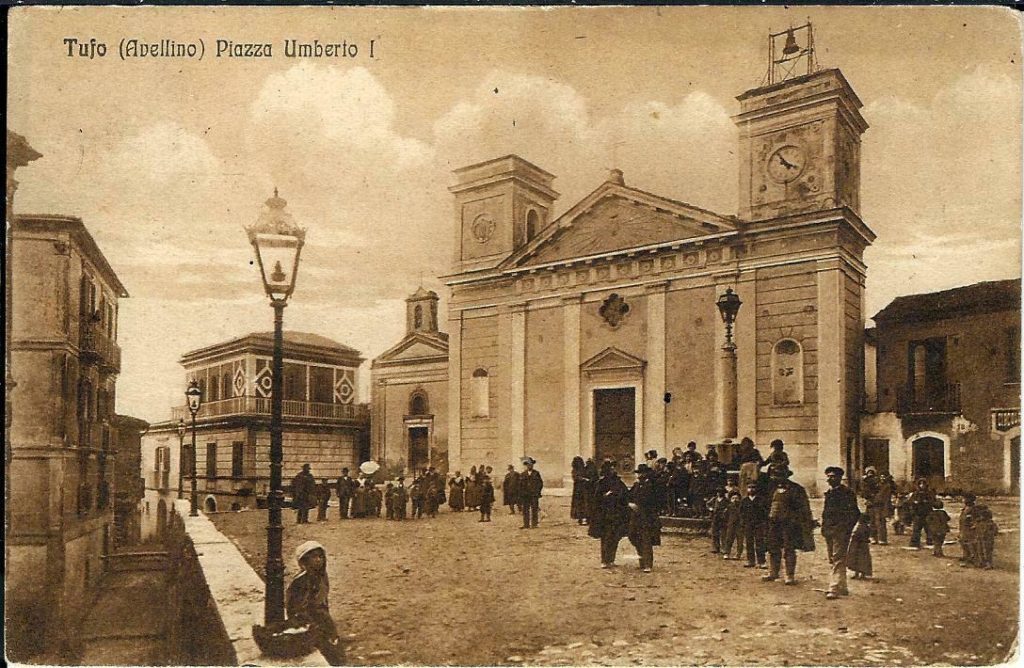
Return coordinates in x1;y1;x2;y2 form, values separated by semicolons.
171;396;368;424
896;382;962;416
992;408;1021;433
80;320;122;374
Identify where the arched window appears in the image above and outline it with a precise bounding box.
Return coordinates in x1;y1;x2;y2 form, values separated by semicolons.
471;368;490;418
414;304;423;330
771;339;804;405
526;209;540;241
197;376;207;403
222;371;232;400
208;369;219;402
410;391;429;416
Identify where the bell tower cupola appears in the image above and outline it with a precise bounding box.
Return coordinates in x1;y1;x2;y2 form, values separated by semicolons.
734;23;868;222
406;286;439;334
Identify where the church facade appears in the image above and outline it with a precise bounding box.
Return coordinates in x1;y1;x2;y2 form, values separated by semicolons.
444;69;874;494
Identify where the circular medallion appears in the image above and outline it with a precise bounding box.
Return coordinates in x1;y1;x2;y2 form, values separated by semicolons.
471;214;496;244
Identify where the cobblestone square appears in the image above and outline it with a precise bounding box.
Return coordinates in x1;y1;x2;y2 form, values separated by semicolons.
212;496;1018;666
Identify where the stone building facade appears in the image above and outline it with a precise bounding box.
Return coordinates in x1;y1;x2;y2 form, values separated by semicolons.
141;331;369;517
445;69;874;494
111;414;149;549
7;212;129;659
861;279;1021;493
371;287;450;473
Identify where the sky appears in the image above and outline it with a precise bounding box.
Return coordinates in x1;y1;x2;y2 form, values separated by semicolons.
8;6;1022;423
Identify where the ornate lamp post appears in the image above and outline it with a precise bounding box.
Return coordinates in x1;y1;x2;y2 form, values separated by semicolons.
246;189;305;625
715;287;743;442
176;418;186;500
185;380;202;516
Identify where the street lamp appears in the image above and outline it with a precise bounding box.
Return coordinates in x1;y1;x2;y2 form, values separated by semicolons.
716;287;743;345
715;287;743;443
246;189;305;625
176;418;186;500
185;380;202;517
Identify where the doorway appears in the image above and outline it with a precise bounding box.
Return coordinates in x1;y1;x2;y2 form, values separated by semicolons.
409;427;429;473
912;436;945;490
593;388;636;475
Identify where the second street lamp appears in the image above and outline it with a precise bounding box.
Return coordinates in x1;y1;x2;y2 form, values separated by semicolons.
246;189;306;625
185;380;202;516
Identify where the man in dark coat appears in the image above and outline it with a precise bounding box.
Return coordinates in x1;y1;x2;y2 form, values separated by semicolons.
291;463;317;524
589;460;629;568
316;479;332;522
821;466;860;599
740;482;769;568
763;465;815;585
908;478;937;548
502;465;520;514
519;457;544;529
860;467;893;545
336;468;355;519
628;464;662;572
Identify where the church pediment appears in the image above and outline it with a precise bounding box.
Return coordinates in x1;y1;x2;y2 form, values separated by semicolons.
580;347;646;374
374;333;449;365
504;181;737;269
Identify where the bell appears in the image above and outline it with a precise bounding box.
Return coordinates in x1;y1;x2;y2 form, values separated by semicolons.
782;28;800;56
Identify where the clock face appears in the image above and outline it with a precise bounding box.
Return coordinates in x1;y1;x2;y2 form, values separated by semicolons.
767;145;806;184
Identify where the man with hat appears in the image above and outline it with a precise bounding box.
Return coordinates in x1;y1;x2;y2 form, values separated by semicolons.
589;459;629;567
860;466;893;545
628;463;662;572
908;477;937;549
335;467;355;519
822;466;861;599
763;464;815;585
519;457;544;529
291;463;317;524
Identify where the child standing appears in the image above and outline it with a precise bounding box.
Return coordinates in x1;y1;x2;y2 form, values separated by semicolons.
722;491;743;560
893;493;911;535
478;474;495;522
709;489;728;554
740;483;768;569
410;478;424;519
974;504;999;569
847;512;873;579
285;541;345;665
384;482;395;520
926;501;952;557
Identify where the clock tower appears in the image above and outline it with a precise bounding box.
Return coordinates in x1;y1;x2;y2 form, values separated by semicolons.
734;40;868;222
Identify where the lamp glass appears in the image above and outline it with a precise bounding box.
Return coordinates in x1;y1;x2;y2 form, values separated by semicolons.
185;381;202;413
250;232;303;301
177;419;186;438
716;288;742;323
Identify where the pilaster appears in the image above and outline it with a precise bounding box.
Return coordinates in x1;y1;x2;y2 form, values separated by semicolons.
644;282;667;456
736;274;758;441
447;313;462;474
509;302;527;463
816;260;845;495
562;295;582;486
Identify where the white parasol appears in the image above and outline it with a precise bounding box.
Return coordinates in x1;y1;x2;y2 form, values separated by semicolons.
359;461;380;476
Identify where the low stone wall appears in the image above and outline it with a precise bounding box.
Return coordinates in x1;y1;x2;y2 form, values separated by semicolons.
172;499;328;666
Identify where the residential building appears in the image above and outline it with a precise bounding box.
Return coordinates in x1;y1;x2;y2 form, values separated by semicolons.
371;287;450;473
7;212;128;659
111;414;149;549
141;331;369;522
861;278;1021;492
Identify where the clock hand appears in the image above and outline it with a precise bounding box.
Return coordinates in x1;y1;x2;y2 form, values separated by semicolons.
778;154;797;170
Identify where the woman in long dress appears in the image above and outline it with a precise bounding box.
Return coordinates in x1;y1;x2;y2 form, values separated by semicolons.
465;465;479;510
448;472;466;511
571;457;596;525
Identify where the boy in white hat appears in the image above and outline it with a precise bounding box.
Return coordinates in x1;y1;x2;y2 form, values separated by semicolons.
286;541;344;665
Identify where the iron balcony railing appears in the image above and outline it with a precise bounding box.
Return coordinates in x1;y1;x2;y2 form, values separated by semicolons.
79;319;122;373
992;408;1021;433
897;382;962;415
171;396;367;422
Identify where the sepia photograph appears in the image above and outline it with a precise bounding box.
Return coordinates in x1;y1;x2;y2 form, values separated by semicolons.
5;5;1022;666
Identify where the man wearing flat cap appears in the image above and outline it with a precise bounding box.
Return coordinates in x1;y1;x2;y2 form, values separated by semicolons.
519;457;543;529
763;465;815;585
822;466;861;599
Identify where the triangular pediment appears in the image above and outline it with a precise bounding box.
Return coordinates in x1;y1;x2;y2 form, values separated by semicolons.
580;347;646;372
374;332;449;365
503;181;737;269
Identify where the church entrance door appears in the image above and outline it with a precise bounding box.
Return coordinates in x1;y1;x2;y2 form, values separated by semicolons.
593;388;636;475
409;427;429;472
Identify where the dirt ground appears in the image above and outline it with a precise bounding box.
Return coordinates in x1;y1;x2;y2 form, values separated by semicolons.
211;496;1018;666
